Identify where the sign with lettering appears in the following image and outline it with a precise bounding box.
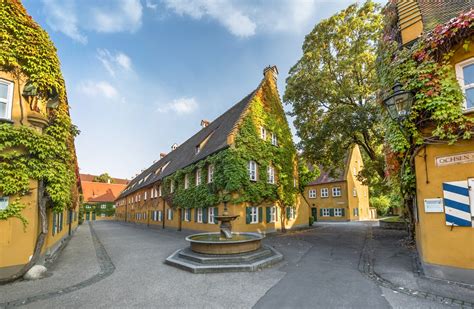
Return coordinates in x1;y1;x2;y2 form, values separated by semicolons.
424;198;444;213
435;152;474;167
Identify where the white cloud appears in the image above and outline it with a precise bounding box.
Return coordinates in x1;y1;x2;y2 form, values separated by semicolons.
97;49;133;77
42;0;87;44
162;0;256;37
157;97;198;114
78;81;119;99
41;0;143;43
90;0;143;33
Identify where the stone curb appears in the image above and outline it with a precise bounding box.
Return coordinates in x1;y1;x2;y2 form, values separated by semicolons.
0;222;115;308
358;226;474;308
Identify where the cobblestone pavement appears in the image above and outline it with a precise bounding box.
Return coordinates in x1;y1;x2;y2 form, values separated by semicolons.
1;221;472;308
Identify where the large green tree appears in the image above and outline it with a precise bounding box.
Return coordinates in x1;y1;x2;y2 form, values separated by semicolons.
284;1;385;187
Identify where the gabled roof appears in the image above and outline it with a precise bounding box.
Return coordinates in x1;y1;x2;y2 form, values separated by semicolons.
81;181;127;203
118;89;257;199
307;146;354;186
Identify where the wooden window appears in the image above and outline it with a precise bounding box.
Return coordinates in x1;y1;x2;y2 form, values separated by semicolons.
309;189;316;198
250;207;258;223
208;207;215;224
248;161;257;181
322;208;330;217
267;165;275;184
270;206;276;222
332;187;342;197
321;188;329;198
334;208;343;217
208;164;214;183
0;79;13;120
197;208;203;223
196;169;202;186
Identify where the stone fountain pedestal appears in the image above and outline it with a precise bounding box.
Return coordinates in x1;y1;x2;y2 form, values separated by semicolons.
165;204;283;273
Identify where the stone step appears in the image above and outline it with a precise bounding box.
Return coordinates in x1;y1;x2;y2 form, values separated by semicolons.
177;247;273;265
165;246;283;274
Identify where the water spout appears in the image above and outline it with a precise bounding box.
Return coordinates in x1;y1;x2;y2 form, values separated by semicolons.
220;227;232;239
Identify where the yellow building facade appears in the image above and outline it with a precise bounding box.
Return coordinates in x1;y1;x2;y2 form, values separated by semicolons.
0;2;79;280
393;0;474;284
116;66;310;233
303;145;372;222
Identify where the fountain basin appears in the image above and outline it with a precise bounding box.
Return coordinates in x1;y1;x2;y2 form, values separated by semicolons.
186;232;263;255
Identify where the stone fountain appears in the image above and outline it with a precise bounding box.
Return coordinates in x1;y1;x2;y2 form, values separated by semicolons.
165;202;282;273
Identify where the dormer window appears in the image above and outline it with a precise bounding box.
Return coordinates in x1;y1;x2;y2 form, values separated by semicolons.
196;169;202;186
260;126;267;140
184;174;189;189
271;133;278;146
248;161;257;181
208;164;214;183
456;57;474;111
195;145;200;154
158;185;162;197
0;79;13;120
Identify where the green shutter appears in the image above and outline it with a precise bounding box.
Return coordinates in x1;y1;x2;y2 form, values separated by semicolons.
203;208;208;223
266;207;271;223
258;207;263;223
286;207;290;220
246;207;251;224
341;208;345;217
320;208;323;217
329;208;334;216
214;207;218;224
52;213;56;235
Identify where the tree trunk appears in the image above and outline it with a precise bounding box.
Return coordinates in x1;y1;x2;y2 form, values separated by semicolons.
0;180;49;284
280;206;287;233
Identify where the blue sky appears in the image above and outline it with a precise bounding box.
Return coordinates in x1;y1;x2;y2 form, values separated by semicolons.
22;0;378;179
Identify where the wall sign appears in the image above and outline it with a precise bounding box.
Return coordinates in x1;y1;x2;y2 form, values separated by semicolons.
423;198;443;213
435;151;474;167
469;178;474;217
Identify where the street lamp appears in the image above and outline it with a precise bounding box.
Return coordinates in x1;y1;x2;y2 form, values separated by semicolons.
382;83;414;123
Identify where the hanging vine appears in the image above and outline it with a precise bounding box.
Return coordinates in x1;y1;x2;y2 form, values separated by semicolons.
377;4;474;234
0;0;79;226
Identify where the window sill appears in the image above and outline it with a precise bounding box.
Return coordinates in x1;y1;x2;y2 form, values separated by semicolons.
0;118;14;124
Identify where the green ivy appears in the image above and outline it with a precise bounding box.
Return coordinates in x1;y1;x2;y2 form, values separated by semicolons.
162;79;298;210
0;1;78;225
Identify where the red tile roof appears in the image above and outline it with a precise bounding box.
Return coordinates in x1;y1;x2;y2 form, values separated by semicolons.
79;173;129;185
81;181;127;203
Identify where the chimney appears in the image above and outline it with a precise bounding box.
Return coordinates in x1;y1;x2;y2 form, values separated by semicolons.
263;65;278;81
160;152;167;159
171;143;178;151
200;119;210;128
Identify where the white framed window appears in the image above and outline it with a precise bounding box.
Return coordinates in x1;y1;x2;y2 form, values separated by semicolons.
158;210;162;221
208;164;214;183
196;169;202;186
353;167;357;176
353;208;359;216
353;188;357;197
101;204;106;209
321;188;329;198
208;207;215;224
158;185;162;197
170;181;174;193
138;194;141;202
309;189;316;199
260;126;267;140
184;208;190;221
144;191;148;200
185;174;189;189
271;132;278;146
167;208;173;220
455;57;474;110
197;208;203;223
267;165;275;184
289;207;296;220
0;79;14;120
101;213;106;217
250;206;258;224
332;187;342;197
270;206;276;222
322;208;330;217
334;208;343;217
0;196;9;210
248;161;257;181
